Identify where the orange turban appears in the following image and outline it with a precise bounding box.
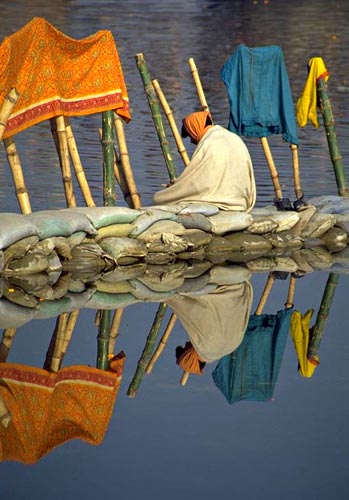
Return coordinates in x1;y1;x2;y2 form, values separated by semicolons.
176;342;206;375
182;111;213;143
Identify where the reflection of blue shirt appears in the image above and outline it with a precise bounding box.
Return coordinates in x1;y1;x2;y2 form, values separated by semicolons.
221;44;299;145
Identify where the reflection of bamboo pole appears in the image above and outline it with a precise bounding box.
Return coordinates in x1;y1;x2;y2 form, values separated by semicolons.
50;116;77;207
114;113;141;208
308;272;339;361
317;76;348;197
96;310;112;370
146;312;177;374
127;303;167;398
0;328;17;362
285;276;296;309
43;311;78;373
0;88;20;141
152;79;190;167
188;58;209;111
180;371;190;386
3;137;32;214
255;273;275;315
64;116;96;207
135;53;177;181
108;309;124;355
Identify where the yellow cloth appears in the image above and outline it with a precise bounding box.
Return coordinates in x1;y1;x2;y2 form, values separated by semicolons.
290;309;319;378
182;110;213;143
0;353;125;464
0;17;130;138
296;57;329;128
176;342;205;375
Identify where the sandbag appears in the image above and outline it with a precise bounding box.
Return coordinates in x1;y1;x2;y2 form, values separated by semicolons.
208;211;253;235
25;209;97;239
0;297;37;328
129;209;178;237
101;263;147;283
128;279;176;301
0;214;39;250
99;237;147;261
301;213;336;238
84;291;139;309
178;203;219;216
95;223;133;241
137;220;186;241
75;206;142;228
177;213;212;232
246;217;278;235
308;195;349;214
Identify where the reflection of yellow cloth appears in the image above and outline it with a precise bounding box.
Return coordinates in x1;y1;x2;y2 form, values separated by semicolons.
290;309;319;378
0;17;130;138
296;57;329;128
0;353;125;464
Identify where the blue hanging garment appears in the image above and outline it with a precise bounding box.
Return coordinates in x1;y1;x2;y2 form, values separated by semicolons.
212;308;292;404
221;44;299;145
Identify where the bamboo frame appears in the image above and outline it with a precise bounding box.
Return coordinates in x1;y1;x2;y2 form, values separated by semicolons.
260;137;283;200
102;110;116;207
3;136;32;214
114;113;141;208
64;116;96;207
50;115;77;208
43;311;78;372
152;79;190;167
0;87;20;141
290;143;303;200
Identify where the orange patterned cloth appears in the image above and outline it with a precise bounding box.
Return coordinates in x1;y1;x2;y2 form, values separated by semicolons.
0;352;125;464
0;17;131;138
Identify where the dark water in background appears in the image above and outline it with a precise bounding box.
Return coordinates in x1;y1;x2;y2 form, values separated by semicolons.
1;1;349;499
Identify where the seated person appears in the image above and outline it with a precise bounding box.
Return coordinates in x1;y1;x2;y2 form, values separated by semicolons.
153;110;256;212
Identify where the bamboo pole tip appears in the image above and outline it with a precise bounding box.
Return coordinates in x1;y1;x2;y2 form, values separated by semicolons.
127;388;137;398
180;371;190;386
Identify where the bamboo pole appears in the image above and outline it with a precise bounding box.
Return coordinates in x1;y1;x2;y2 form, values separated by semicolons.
64;116;96;207
3;136;32;214
114;113;141;208
135;53;177;181
50;116;77;208
317;77;348;197
0;87;20;141
102;110;116;207
290;143;304;200
0;328;17;362
152;79;190;167
145;312;177;374
98;126;129;199
307;272;340;362
96;309;112;370
260;137;284;201
188;58;209;111
43;313;69;371
0;392;11;429
127;303;168;398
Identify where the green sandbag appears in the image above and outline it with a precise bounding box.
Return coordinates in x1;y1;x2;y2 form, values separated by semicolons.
25;209;97;239
208;211;253;235
137;220;186;240
177;213;212;231
129;209;178;237
35;297;74;318
84;291;139;309
75;206;142;229
0;297;37;328
0;214;39;250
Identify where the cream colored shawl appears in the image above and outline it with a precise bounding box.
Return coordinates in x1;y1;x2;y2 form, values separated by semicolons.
153;125;256;212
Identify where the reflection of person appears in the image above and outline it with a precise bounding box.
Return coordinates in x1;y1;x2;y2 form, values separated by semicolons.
167;281;253;375
153;110;256;212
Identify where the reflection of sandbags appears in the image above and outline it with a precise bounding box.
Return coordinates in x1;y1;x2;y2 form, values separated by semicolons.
290;250;315;274
2;285;39;308
0;214;39;250
6;273;51;296
181;229;213;249
24;209;97;239
0;298;37;328
101;263;147;283
177;273;211;293
299;247;334;270
301;213;336;238
95;280;135;294
208;211;253;235
85;291;139;309
66;288;96;309
320;227;347;250
2;236;39;269
145;234;188;254
182;261;212;279
333;214;349;235
35;297;74;319
75;206;142;228
128;280;176;301
208;265;251;285
129;209;178;237
99;237;147;262
65;242;115;273
138;264;186;292
265;231;303;249
6;249;52;275
224;233;273;252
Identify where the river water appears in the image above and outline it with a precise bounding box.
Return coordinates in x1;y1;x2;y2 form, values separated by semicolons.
1;1;349;499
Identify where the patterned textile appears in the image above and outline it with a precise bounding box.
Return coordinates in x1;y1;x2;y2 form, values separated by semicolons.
0;17;130;138
0;352;125;464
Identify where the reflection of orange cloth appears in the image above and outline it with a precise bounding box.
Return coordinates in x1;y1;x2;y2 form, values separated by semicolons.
182;110;212;143
176;342;205;375
296;57;329;128
0;17;130;138
0;353;125;464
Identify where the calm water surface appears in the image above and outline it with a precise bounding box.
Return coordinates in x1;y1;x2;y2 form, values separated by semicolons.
1;1;349;499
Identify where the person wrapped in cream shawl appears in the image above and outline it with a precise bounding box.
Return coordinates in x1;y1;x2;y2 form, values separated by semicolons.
153;110;256;212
